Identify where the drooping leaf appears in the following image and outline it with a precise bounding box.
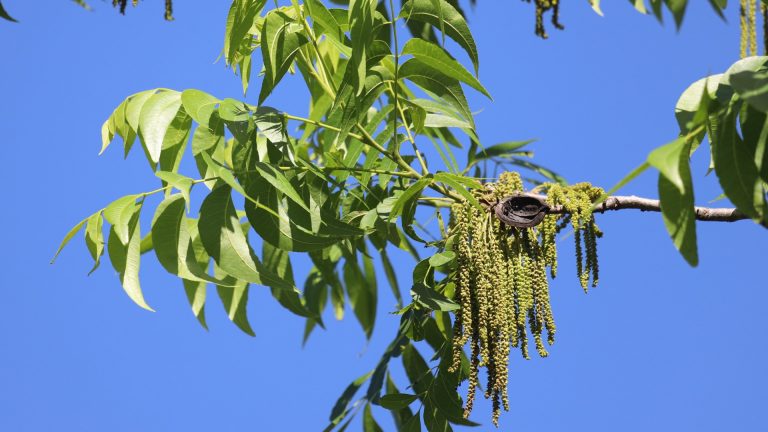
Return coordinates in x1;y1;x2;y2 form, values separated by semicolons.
0;1;18;22
198;183;298;292
50;216;89;264
648;137;698;266
224;0;266;66
363;404;384;432
106;202;154;311
348;0;378;95
714;105;767;221
259;9;309;104
182;220;211;329
263;241;314;318
327;371;374;430
155;171;194;209
138;90;183;164
344;254;377;339
104;194;140;245
214;263;256;336
84;211;105;274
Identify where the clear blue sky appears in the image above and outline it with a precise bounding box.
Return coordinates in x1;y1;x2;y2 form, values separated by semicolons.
2;1;766;431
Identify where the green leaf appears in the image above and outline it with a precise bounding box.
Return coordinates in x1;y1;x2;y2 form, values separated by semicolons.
344;254;377;339
84;211;105;274
389;176;434;222
348;0;377;95
470;139;536;164
730;69;768;113
403;413;422;432
306;0;349;49
0;1;18;22
664;0;688;29
400;0;479;75
198;183;298;292
214;263;256;336
259;9;309;104
380;249;404;306
104;195;140;245
363;404;384;432
714;105;767;221
181;89;220;127
138;90;183;164
224;0;266;66
51;216;89;264
218;98;250;123
648;137;698;266
675;75;721;133
589;0;604;16
402;344;433;395
182;221;210;329
151;194;229;285
428;251;455;270
107;202;154;311
402;39;490;99
250;162;312;212
379;394;419;410
263;241;314;318
412;283;459;311
597;161;650;204
328;371;374;429
399;58;474;130
433;172;482;209
155;171;193;209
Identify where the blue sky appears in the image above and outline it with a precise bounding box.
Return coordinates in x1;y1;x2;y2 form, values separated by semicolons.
1;1;766;431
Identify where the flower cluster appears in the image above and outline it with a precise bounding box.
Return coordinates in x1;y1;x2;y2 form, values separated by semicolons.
448;173;603;426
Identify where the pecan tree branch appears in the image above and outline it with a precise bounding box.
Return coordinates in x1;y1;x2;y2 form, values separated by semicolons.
503;193;767;229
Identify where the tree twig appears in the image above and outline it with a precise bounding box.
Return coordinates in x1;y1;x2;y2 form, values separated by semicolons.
494;193;767;228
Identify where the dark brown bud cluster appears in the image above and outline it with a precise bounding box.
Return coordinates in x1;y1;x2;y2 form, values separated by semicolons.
448;173;604;426
522;0;564;39
112;0;174;21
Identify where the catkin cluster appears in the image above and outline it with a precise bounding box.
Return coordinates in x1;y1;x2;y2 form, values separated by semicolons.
740;0;768;58
448;173;603;426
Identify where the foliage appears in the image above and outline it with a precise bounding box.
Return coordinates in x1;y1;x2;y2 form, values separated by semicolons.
46;0;768;430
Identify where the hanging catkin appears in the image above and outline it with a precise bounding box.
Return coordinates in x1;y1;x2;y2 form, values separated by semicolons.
449;173;604;426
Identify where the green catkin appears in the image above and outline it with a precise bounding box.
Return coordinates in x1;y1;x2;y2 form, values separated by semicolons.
763;1;768;55
450;172;603;425
751;0;758;56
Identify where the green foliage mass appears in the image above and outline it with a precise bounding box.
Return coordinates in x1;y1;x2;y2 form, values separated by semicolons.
42;0;768;429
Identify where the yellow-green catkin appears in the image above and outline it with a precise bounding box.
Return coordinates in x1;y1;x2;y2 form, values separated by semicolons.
449;172;604;427
742;0;761;58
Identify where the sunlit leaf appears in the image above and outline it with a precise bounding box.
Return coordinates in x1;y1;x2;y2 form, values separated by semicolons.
138;90;183;164
107;202;154;311
402;38;490;98
648;137;698;266
399;0;479;74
